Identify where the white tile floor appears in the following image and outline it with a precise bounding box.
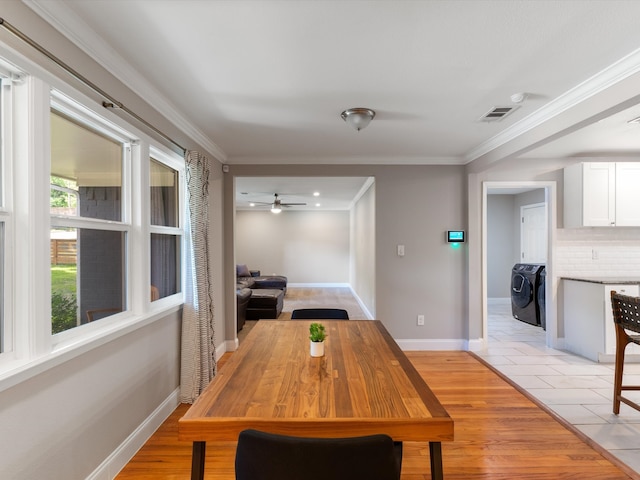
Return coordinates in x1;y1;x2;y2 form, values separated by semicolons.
477;301;640;476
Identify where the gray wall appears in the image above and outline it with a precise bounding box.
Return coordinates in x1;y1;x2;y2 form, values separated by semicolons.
226;164;467;342
487;189;546;298
0;311;181;479
235;210;350;283
487;195;516;298
0;3;226;479
374;165;467;340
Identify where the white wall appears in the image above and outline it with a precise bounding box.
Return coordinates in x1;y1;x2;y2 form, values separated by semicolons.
556;227;640;277
235;210;350;283
351;182;376;315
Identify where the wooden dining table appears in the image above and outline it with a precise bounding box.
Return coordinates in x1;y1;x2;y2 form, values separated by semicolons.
178;320;454;480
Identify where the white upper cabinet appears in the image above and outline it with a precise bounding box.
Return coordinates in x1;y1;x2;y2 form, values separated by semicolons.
564;162;640;227
614;163;640;226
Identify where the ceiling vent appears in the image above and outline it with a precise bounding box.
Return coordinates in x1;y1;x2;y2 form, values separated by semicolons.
478;105;519;122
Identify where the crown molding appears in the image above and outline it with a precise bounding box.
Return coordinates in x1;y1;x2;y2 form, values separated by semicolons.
465;45;640;164
23;0;227;161
227;155;466;165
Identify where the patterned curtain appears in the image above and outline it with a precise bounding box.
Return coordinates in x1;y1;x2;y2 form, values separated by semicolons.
179;150;216;403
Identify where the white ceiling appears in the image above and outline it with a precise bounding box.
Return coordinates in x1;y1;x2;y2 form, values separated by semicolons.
25;0;640;206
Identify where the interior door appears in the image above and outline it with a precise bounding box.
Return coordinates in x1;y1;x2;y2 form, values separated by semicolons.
521;203;547;263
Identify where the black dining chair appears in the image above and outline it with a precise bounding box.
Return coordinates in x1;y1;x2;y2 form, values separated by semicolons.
235;429;402;480
610;291;640;414
290;308;350;320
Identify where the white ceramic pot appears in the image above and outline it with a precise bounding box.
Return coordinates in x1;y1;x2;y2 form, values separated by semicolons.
310;340;325;357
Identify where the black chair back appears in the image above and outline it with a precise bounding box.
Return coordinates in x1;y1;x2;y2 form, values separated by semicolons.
235;429;401;480
290;308;349;320
611;291;640;333
610;291;640;414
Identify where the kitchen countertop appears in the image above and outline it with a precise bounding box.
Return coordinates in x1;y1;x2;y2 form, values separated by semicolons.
562;277;640;285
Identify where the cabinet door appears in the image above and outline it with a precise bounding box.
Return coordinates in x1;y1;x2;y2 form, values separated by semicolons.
604;284;640;356
583;163;615;226
615;163;640;226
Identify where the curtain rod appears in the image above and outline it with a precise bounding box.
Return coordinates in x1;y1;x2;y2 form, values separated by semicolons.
0;17;187;155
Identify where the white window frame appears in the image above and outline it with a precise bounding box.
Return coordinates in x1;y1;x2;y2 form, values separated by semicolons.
0;48;186;386
0;72;15;363
50;92;135;346
148;146;185;306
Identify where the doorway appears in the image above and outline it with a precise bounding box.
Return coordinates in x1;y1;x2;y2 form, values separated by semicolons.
483;181;556;349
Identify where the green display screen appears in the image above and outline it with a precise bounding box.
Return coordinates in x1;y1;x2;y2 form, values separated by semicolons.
447;230;465;243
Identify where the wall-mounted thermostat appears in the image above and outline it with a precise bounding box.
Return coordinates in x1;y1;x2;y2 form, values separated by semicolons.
446;230;465;243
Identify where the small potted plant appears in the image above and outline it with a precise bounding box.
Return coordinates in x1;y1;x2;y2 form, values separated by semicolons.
309;322;326;357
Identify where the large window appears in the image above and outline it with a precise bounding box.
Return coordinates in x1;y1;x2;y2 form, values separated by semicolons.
0;48;185;376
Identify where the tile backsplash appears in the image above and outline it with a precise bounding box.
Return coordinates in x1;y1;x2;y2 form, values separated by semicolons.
555;228;640;277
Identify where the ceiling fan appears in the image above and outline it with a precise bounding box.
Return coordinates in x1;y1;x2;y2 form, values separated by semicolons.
253;193;307;213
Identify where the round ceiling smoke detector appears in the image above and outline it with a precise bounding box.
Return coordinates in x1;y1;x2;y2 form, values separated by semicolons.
510;92;527;104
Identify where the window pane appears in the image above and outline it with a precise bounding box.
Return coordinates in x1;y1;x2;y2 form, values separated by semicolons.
51;228;126;333
150;234;181;300
150;159;179;227
50;111;123;221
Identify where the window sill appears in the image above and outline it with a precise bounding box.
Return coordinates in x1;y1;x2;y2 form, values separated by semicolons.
0;302;183;394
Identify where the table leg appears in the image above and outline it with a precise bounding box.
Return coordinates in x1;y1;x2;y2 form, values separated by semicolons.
429;442;443;480
191;441;206;480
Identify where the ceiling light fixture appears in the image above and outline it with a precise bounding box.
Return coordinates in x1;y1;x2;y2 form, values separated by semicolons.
341;108;376;131
271;195;283;213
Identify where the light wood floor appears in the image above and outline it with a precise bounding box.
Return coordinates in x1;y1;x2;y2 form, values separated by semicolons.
116;351;633;479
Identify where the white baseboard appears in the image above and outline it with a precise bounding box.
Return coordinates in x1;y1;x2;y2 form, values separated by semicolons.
88;388;180;480
466;338;487;351
599;353;640;363
348;286;374;320
224;337;238;352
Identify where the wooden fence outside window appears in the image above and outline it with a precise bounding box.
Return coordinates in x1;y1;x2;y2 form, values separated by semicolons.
50;239;77;265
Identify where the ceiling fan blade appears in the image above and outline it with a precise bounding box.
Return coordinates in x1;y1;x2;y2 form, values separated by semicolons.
281;202;307;206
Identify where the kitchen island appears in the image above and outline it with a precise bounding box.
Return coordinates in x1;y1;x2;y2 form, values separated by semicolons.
562;277;640;362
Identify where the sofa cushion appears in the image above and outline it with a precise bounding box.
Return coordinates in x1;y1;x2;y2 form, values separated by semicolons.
237;263;251;277
252;275;288;291
237;277;256;289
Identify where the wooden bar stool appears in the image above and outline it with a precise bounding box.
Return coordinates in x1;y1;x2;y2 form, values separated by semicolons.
610;291;640;414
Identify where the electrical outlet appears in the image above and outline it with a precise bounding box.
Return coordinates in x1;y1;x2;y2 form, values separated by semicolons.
397;244;405;257
417;314;425;326
592;249;599;260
